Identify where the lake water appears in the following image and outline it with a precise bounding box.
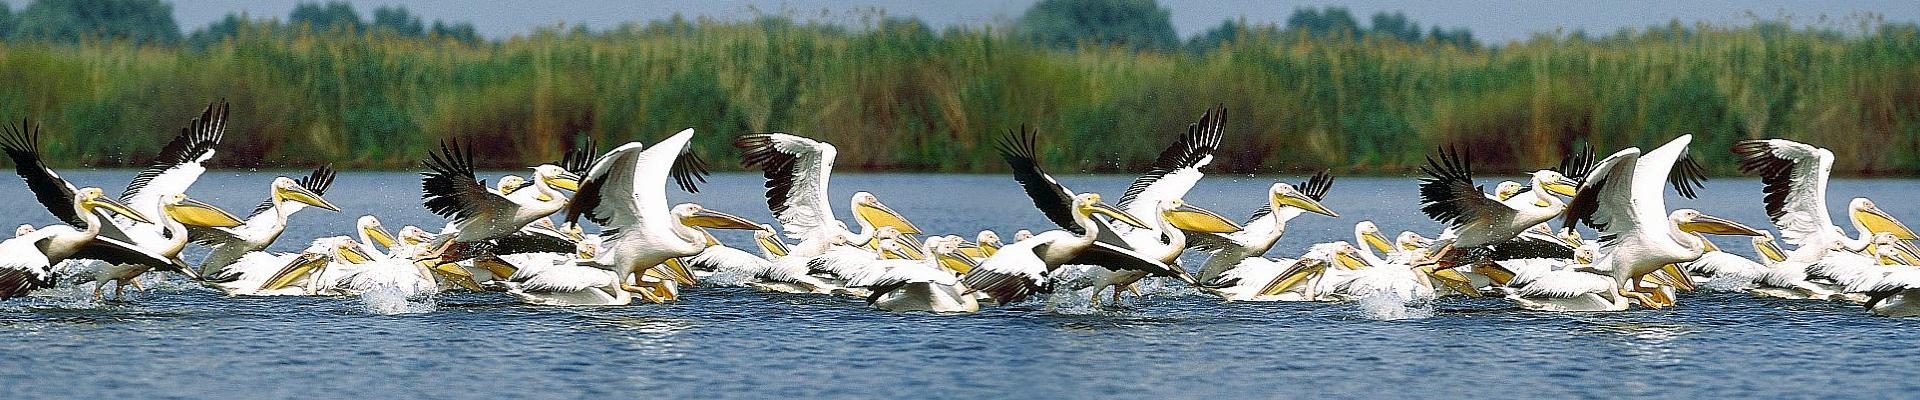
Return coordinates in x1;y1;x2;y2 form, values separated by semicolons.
3;170;1917;399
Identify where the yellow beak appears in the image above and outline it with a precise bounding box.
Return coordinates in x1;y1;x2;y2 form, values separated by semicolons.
1677;214;1763;236
88;196;154;224
365;225;397;249
1163;202;1242;234
545;171;583;192
164;197;244;228
938;253;979;274
1088;200;1150;229
1361;230;1394;255
260;253;329;291
681;208;762;230
855;201;923;235
657;259;699;286
279;184;341;212
1274;192;1338;218
1854;207;1919;240
1757;239;1788;263
1543;178;1579;197
337;244;376;264
1260;259;1327;296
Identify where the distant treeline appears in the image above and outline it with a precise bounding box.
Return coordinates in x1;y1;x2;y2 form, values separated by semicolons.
0;0;1917;175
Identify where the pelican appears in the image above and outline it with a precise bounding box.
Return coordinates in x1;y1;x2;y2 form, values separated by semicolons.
1852;248;1920;316
833;236;979;313
66;193;244;299
324;216;435;297
419;139;586;264
851;191;927;256
1197;242;1367;302
1504;246;1642;311
1072;105;1241;304
733;133;856;257
1679;231;1775;290
491;241;633;306
1848;198;1917;243
1191;174;1339;282
566;128;762;302
2;122;194;285
192;167;342;275
1416;146;1581;266
1562;135;1763;308
1731;139;1886;253
204;236;366;296
959;230;1002;259
0;187;159;299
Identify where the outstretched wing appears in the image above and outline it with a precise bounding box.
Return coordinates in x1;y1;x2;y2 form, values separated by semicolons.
1243;170;1334;226
1118;104;1224;218
998;126;1082;233
2;121;83;227
1418;146;1509;229
1731;139;1834;246
560;136;599;177
247;166;337;219
735;133;836;240
422;141;514;225
1562;148;1641;247
570;129;702;238
124;101;226;214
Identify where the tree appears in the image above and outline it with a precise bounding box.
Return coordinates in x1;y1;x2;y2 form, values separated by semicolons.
1186;18;1279;52
1368;11;1420;42
372;6;422;36
0;2;15;39
1016;0;1178;51
1285;7;1360;38
289;1;360;32
9;0;181;44
1430;26;1478;49
186;12;255;48
429;20;478;44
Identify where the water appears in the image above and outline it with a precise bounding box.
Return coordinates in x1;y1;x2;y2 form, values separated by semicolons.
4;170;1918;399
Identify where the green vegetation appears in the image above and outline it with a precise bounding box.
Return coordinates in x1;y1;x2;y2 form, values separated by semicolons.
0;0;1916;175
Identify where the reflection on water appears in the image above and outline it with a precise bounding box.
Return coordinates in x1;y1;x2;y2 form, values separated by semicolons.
2;172;1919;398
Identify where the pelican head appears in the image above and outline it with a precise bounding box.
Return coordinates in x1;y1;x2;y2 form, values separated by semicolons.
333;238;376;265
531;165;582;192
497;175;528;195
671;203;760;230
1074;193;1149;229
1325;241;1369;270
358;215;397;249
77;187;152;224
1557;228;1585;248
161;193;244;228
1750;231;1788;263
1161;199;1241;233
1013;230;1034;242
398;226;432;247
1670;209;1763;236
1851;198;1917;239
1494;180;1524;201
851;192;919;234
977;230;1002;248
1355;221;1392;254
272;177;341;212
1573;245;1597;264
15;224;34;237
1269;183;1338;217
1530;170;1578;197
1395;231;1433;252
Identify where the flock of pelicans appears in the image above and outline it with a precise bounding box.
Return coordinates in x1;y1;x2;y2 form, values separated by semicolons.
2;103;1919;318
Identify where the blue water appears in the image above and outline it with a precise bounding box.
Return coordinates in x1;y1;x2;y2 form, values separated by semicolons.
3;171;1917;399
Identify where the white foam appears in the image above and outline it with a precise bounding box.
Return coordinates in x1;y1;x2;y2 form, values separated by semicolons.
357;285;437;315
1353;292;1433;321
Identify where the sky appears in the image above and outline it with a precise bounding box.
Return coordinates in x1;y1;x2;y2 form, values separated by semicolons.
156;0;1920;43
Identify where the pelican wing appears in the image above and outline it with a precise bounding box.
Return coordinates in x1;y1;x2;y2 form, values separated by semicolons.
2;121;84;227
559;136;600;177
735;133;836;240
960;237;1052;304
1067;240;1183;280
844;261;955;288
123;102;225;214
1485;235;1576;261
0;233;57;299
423;140;517;226
1419;147;1512;229
1731;139;1834;246
73;235;191;274
508;258;617;292
1118;105;1223;217
997;126;1083;234
489;230;576;256
1220;170;1334;251
570;129;705;237
1514;268;1614;298
1562;148;1642;248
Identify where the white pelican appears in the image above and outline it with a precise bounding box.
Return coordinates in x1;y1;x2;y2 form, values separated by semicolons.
1189;174;1338;286
829;236;980;313
192;167;342;275
1562;135;1763;308
0;187;158;299
67;193;244;298
1417;146;1580;266
1073;106;1242;304
566;129;761;300
1013;230;1034;242
959;230;1002;259
2;122;193;283
1504;246;1642;311
205;236;368;296
70;104;236;297
1852;249;1920;316
418;139;587;262
850;191;927;256
968;127;1197;304
1731;139;1895;253
1679;231;1777;290
324;217;436;297
1197;242;1367;302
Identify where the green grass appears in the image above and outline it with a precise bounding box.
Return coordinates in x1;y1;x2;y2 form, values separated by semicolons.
1;18;1916;175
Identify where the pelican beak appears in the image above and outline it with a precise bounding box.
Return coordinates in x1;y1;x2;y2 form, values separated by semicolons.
1333;249;1369;270
1853;206;1918;240
938;253;979;274
1678;214;1763;236
1755;239;1787;263
1473;264;1517;286
1164;202;1242;233
1893;241;1920;265
1089;201;1151;229
700;229;721;247
1658;264;1697;292
88;196;153;224
338;244;376;264
1420;265;1483;297
1544;178;1579;197
365;225;397;249
1274;191;1338;218
544;171;583;192
1260;259;1327;296
280;184;341;212
898;237;927;260
1362;230;1394;255
260;253;329;291
657;259;699;286
164;197;245;228
855;200;922;235
682;209;761;230
757;235;790;258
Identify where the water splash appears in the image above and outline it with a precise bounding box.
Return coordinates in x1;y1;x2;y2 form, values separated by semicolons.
1353;292;1433;320
356;286;437;315
1699;273;1759;292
